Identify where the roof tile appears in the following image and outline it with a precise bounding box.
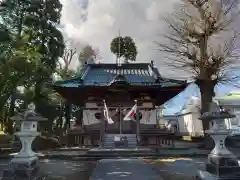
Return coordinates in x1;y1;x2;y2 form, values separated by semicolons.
54;63;186;87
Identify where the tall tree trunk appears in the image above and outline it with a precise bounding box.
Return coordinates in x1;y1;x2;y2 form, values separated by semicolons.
196;79;217;148
7;92;16;134
196;79;217;130
64;102;71;131
7;2;24;134
34;77;43;109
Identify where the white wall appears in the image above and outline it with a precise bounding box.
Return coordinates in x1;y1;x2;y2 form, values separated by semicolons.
191;111;204;136
177;96;203;137
140;110;157;124
83;110;101;125
83;109;157;125
177;112;203;136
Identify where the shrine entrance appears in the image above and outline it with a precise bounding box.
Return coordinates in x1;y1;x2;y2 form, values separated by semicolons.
105;108;136;134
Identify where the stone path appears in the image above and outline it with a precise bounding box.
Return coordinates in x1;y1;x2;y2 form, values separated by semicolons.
0;159;95;180
91;158;163;180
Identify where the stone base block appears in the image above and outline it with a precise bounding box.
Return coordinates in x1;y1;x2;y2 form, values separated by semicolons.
206;163;240;176
196;170;240;180
2;156;40;180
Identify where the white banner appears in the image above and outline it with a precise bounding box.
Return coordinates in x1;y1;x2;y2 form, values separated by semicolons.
83;110;120;125
83;110;100;125
122;109;156;124
140;110;156;124
82;109;157;125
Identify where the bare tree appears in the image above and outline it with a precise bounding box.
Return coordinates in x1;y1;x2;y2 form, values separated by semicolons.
78;45;100;66
156;0;240;130
57;41;77;79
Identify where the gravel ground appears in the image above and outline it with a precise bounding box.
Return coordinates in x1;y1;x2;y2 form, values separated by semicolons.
91;158;163;180
1;157;207;180
146;157;207;180
0;159;96;180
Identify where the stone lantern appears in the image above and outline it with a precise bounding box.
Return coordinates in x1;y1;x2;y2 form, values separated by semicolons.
196;103;240;180
3;103;47;180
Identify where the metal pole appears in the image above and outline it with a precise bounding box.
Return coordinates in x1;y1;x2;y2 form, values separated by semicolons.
118;29;121;66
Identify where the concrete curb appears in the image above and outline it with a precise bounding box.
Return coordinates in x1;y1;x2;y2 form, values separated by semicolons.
0;153;209;161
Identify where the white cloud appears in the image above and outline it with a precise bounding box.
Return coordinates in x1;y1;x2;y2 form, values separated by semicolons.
59;0;240;80
59;0;186;78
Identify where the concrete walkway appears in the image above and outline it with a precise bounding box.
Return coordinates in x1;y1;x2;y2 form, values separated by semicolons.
91;158;163;180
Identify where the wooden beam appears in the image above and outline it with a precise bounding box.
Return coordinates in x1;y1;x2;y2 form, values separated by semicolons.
82;107;155;110
85;100;155;103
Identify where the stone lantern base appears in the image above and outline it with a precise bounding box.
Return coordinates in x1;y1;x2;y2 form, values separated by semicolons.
2;155;40;180
196;154;240;180
197;168;240;180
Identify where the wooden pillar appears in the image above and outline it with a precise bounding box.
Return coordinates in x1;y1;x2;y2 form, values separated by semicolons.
136;101;140;145
99;109;105;147
120;106;123;134
105;116;107;133
75;107;83;126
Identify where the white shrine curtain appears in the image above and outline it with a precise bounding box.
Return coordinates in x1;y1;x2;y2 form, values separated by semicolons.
121;109;156;124
83;109;120;125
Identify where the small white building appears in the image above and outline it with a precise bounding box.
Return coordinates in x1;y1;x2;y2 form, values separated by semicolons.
176;96;204;137
215;91;240;134
173;92;240;137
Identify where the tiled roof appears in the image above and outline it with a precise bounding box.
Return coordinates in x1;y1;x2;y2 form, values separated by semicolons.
54;63;186;88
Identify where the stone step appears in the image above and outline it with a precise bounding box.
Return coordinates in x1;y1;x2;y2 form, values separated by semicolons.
103;134;137;148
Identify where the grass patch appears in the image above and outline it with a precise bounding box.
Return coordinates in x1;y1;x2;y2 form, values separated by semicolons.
145;157;193;164
182;136;192;141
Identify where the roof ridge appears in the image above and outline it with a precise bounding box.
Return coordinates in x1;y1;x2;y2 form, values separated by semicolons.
87;63;151;69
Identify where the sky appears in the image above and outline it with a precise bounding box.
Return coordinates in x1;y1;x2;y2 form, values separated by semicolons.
59;0;240;114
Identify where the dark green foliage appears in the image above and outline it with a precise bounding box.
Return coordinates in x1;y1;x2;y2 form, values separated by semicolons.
110;36;125;58
0;25;11;43
20;0;65;116
32;135;60;150
25;0;64;70
123;36;138;62
110;36;137;63
0;134;12;145
0;0;65;134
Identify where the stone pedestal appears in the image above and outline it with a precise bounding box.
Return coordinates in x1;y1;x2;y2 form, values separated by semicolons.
3;135;40;180
196;131;240;180
3;157;39;180
2;103;47;180
196;104;240;180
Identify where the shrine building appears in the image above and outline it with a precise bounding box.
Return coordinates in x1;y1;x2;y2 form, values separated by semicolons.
52;61;188;148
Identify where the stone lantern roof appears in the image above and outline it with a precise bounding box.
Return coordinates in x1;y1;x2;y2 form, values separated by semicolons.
199;102;235;121
10;103;47;122
199;110;236;121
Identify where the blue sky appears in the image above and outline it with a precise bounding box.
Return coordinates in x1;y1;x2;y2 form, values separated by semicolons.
163;83;240;115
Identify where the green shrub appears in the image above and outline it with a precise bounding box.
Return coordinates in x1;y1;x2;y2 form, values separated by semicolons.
32;136;60;150
0;134;12;146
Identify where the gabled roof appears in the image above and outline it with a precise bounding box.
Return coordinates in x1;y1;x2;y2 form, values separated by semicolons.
215;91;240;101
180;96;201;113
53;63;187;88
214;91;240;106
